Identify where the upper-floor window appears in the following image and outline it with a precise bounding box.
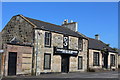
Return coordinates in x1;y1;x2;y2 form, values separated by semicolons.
93;52;99;66
78;38;83;51
45;32;51;47
110;54;115;66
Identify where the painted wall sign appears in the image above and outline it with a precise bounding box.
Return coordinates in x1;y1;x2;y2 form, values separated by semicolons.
54;47;78;56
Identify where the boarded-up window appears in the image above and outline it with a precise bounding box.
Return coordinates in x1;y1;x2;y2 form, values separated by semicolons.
93;52;99;66
44;53;51;69
78;56;83;69
110;54;115;66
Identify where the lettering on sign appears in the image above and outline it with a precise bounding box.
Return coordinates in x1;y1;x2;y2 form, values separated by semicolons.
54;47;78;56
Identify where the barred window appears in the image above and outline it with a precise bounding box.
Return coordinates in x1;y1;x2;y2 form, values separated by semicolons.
110;54;115;66
45;32;51;47
93;52;99;66
78;56;83;69
44;53;51;69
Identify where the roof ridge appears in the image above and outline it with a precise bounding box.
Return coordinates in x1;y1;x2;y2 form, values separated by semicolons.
23;15;87;38
25;16;62;28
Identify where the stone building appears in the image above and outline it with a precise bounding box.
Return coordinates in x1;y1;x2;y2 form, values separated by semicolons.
0;15;88;76
0;14;118;76
88;35;118;71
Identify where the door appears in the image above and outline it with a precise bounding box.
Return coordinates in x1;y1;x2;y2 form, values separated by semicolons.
102;53;108;69
61;55;69;73
8;52;17;75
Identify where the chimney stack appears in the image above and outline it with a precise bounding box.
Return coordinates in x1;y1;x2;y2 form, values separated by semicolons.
63;19;68;24
70;20;73;23
95;34;100;40
62;19;78;32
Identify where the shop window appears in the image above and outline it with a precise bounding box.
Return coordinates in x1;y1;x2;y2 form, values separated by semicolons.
78;56;83;69
44;53;51;69
45;32;51;47
93;52;99;66
78;38;83;51
110;54;115;66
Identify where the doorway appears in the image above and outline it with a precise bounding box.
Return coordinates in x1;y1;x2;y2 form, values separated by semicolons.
61;55;69;73
8;52;17;75
102;53;108;69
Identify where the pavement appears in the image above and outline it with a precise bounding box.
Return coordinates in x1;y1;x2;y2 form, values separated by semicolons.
1;71;119;80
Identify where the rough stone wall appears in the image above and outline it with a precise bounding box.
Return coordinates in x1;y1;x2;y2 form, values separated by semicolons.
34;30;54;74
82;39;88;71
52;33;63;48
34;30;63;74
34;30;84;74
69;56;77;72
89;49;118;70
3;44;33;76
89;49;102;69
1;15;34;47
69;36;78;50
69;39;88;72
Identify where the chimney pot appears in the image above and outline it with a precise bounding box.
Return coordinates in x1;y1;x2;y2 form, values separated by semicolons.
70;20;73;23
63;19;68;24
95;34;100;40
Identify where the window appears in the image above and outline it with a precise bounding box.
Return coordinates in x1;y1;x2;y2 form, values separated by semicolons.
110;54;115;66
93;52;99;66
44;53;51;69
45;32;51;47
78;38;83;51
78;56;83;69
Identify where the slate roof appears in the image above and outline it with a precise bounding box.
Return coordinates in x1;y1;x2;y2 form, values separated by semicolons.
20;15;117;53
88;38;117;53
24;16;86;39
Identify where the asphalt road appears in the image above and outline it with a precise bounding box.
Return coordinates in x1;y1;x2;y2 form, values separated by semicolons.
1;71;119;80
